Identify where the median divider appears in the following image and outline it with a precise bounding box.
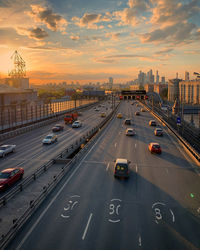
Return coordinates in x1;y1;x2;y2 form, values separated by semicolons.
0;103;120;250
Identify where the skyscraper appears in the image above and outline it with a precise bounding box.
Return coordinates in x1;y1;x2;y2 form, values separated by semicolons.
156;70;159;84
185;71;189;81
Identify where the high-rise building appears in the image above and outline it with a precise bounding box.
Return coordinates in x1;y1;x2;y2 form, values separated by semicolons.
185;71;189;81
108;77;113;89
179;80;200;104
168;79;181;102
161;77;165;84
156;71;159;84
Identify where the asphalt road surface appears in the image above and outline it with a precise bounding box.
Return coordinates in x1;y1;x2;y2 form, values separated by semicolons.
6;101;200;250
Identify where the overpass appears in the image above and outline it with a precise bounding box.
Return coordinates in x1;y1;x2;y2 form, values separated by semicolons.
1;101;200;250
120;90;148;100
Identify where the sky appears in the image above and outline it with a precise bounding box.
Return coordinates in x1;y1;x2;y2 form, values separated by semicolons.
0;0;200;84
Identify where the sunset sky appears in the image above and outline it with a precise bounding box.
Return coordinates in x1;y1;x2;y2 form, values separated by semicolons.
0;0;200;84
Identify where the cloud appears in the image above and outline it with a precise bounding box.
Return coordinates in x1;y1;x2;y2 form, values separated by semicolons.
105;32;121;40
27;5;67;32
155;48;173;55
70;35;80;41
140;22;197;45
72;12;111;29
17;27;48;40
114;0;151;26
150;0;200;27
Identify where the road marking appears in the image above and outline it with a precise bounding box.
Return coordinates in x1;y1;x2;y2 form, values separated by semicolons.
135;143;137;148
138;235;142;247
106;162;110;171
114;143;117;148
166;168;169;174
136;164;138;173
108;219;120;223
82;213;93;240
16;120;109;250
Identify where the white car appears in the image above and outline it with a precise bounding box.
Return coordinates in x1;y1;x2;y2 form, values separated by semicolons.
0;145;16;157
125;128;135;136
72;120;82;128
42;134;57;144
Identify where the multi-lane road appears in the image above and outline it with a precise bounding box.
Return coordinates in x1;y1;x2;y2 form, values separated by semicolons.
5;101;200;250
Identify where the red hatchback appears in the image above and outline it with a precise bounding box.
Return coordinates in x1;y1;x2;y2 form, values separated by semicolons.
148;142;162;154
0;168;24;191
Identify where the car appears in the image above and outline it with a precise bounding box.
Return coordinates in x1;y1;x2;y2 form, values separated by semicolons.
136;104;140;107
149;120;157;126
0;168;24;191
148;142;162;154
154;128;163;136
117;113;123;118
125;128;135;136
114;158;130;179
135;111;140;116
94;108;100;111
72;120;82;128
42;134;57;144
100;112;106;117
0;145;16;158
131;102;135;105
52;124;64;132
124;119;131;125
141;108;145;112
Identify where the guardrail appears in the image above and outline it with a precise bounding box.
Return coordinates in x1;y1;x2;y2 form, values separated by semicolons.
0;101;98;141
0;102;120;249
141;102;200;163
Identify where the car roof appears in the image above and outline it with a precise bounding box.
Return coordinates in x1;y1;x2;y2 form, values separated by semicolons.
2;168;17;173
150;120;156;122
47;133;54;136
155;128;162;130
125;118;131;120
150;142;160;145
116;158;128;164
126;128;133;131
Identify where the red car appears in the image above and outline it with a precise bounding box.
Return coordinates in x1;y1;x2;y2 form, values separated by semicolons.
148;142;162;154
0;168;24;191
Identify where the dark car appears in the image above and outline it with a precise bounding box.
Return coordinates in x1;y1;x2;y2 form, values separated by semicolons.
149;120;156;126
0;168;24;191
154;128;163;136
114;158;130;179
124;119;131;125
52;124;64;132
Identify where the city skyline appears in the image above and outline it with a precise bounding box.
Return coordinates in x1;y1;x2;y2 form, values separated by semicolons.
0;0;200;84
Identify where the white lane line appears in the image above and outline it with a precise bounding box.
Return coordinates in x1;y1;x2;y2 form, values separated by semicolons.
16;120;108;250
136;164;138;173
138;235;142;247
115;143;117;148
166;168;169;174
106;162;110;171
135;144;137;148
82;213;93;240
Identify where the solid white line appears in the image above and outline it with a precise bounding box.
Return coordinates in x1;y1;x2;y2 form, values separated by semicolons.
135;143;137;148
82;213;93;240
115;143;117;148
106;162;110;171
136;164;138;173
16;120;110;250
139;235;142;246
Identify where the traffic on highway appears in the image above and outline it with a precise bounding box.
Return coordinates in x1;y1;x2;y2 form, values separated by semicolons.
3;100;200;250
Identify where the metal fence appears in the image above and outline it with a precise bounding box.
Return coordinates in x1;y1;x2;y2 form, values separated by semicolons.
0;98;97;133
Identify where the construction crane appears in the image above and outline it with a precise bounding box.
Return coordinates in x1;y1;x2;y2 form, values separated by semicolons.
8;50;26;78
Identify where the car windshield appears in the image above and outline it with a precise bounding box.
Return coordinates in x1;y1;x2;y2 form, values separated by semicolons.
116;164;128;170
0;172;10;179
0;147;7;150
45;136;52;139
153;145;160;148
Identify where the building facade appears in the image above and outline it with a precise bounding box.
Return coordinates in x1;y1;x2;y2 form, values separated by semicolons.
179;80;200;104
168;79;181;102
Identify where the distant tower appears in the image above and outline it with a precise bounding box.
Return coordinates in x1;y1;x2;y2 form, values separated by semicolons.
176;72;178;79
108;77;113;89
185;71;189;81
156;70;159;84
8;50;26;78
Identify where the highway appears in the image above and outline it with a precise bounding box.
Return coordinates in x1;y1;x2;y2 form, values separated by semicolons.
0;103;111;187
6;101;200;250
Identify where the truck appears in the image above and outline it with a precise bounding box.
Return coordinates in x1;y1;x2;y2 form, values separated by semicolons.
64;113;78;124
